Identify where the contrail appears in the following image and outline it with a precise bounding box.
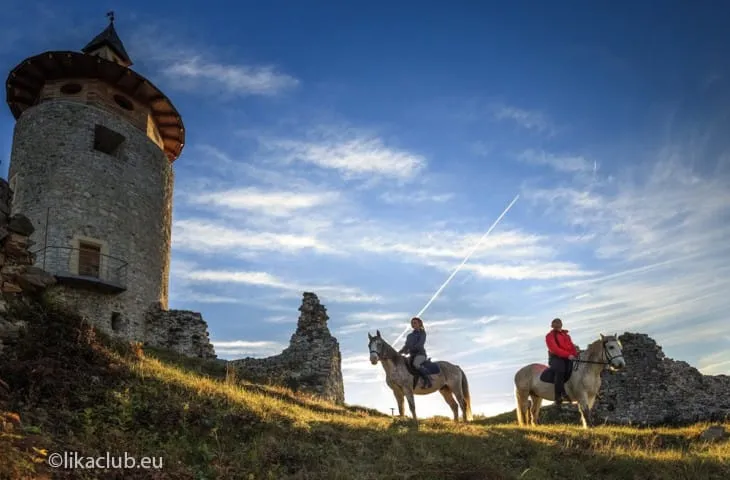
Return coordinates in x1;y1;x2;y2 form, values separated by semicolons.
391;193;520;346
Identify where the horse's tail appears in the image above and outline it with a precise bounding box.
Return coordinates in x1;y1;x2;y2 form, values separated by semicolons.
459;366;473;421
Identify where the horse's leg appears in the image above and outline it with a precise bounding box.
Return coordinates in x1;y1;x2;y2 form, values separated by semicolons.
577;393;591;429
515;388;530;427
438;386;459;421
529;394;543;426
405;390;417;423
448;375;469;422
393;388;405;417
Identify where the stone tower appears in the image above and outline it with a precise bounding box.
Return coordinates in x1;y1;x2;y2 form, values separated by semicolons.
4;15;184;342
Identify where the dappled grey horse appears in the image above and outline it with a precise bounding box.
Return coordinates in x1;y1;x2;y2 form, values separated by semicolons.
368;330;473;424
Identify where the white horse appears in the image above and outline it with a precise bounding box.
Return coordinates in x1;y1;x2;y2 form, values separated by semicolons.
514;334;626;429
368;330;473;424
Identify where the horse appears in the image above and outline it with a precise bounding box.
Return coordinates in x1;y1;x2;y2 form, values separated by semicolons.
513;333;626;429
367;330;473;424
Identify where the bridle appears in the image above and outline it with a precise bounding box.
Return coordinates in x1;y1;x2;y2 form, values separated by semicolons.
573;338;624;369
369;340;382;361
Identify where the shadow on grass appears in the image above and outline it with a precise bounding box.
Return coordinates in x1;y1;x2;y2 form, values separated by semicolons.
1;298;727;479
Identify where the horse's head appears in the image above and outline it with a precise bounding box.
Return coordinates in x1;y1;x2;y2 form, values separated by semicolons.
600;333;626;370
367;330;385;365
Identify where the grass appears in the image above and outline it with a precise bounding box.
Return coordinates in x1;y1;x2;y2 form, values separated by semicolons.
0;297;728;479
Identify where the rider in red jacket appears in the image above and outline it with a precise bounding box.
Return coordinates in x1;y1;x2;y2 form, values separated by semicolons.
546;318;578;406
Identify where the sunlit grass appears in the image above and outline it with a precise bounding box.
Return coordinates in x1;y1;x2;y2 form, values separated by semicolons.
1;298;728;479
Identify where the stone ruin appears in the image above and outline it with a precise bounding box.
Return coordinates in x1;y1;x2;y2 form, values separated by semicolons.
229;292;345;405
0;177;216;360
590;332;730;426
0;180;56;356
144;302;216;359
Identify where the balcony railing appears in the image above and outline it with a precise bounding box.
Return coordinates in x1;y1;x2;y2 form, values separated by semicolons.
32;246;128;293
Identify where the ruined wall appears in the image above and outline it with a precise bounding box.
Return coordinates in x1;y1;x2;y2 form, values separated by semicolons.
0;179;56;355
230;292;345;405
590;333;730;426
144;302;216;359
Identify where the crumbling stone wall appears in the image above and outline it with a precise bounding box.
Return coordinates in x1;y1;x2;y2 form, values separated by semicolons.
230;292;345;405
593;333;730;426
0;179;56;356
144;302;216;359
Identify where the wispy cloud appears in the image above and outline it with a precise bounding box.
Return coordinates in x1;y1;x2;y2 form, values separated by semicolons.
255;128;427;180
212;340;286;358
518;149;595;174
188;187;341;217
128;25;298;97
379;190;454;205
162;56;299;96
172;219;338;256
493;105;556;136
178;265;383;305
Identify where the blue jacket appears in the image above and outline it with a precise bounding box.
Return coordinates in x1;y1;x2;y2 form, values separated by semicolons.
403;329;427;356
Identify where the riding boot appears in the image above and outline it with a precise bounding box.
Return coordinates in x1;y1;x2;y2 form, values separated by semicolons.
417;366;433;388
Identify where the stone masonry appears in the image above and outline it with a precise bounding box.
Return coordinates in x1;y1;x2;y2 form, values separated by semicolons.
4;22;217;360
230;292;345;405
0;179;57;356
8;100;174;342
144;302;216;359
589;333;730;426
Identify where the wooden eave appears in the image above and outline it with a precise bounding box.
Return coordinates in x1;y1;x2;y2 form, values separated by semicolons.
5;51;185;162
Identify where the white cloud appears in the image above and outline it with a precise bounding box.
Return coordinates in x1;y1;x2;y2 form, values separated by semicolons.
189;187;340;217
518;149;595;174
493;105;555;135
346;312;411;323
212;340;286;358
256;129;426;180
162;56;299;96
697;351;730;375
178;266;383;305
172;219;337;256
128;26;298;97
379;191;454;205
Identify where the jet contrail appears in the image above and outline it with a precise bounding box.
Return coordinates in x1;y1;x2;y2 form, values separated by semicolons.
391;193;520;346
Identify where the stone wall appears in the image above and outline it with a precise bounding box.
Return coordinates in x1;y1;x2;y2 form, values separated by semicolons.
589;333;730;426
7;99;174;341
0;179;56;356
144;302;216;359
230;292;345;405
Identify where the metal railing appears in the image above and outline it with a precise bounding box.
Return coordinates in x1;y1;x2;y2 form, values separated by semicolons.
32;245;128;289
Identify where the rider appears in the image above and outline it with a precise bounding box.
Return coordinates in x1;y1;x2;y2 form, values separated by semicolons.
546;317;578;407
398;316;433;388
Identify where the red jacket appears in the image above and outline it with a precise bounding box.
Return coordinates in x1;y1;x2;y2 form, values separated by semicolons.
546;329;578;359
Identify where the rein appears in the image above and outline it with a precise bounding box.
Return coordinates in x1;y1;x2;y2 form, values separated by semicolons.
572;340;624;368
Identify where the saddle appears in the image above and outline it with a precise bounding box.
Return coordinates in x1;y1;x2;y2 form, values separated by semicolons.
404;356;441;388
539;360;575;384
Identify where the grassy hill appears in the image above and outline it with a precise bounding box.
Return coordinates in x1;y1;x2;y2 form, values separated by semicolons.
1;297;728;479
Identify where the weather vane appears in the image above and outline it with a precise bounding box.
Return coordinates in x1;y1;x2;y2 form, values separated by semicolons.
107;11;115;23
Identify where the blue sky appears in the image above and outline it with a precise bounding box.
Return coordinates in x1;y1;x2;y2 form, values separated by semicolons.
2;1;730;417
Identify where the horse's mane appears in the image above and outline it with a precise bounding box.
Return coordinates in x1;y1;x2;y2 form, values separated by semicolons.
583;335;614;363
377;337;405;364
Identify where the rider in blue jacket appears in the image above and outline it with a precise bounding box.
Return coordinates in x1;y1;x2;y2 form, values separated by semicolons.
398;316;432;388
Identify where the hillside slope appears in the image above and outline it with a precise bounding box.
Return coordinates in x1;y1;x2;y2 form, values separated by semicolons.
1;297;728;479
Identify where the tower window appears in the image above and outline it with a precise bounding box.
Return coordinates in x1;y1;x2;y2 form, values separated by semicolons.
93;124;125;155
111;312;122;332
60;83;83;95
113;94;134;111
78;241;102;278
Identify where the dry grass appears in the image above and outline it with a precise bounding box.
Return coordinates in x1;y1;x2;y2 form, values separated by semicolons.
0;297;728;479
